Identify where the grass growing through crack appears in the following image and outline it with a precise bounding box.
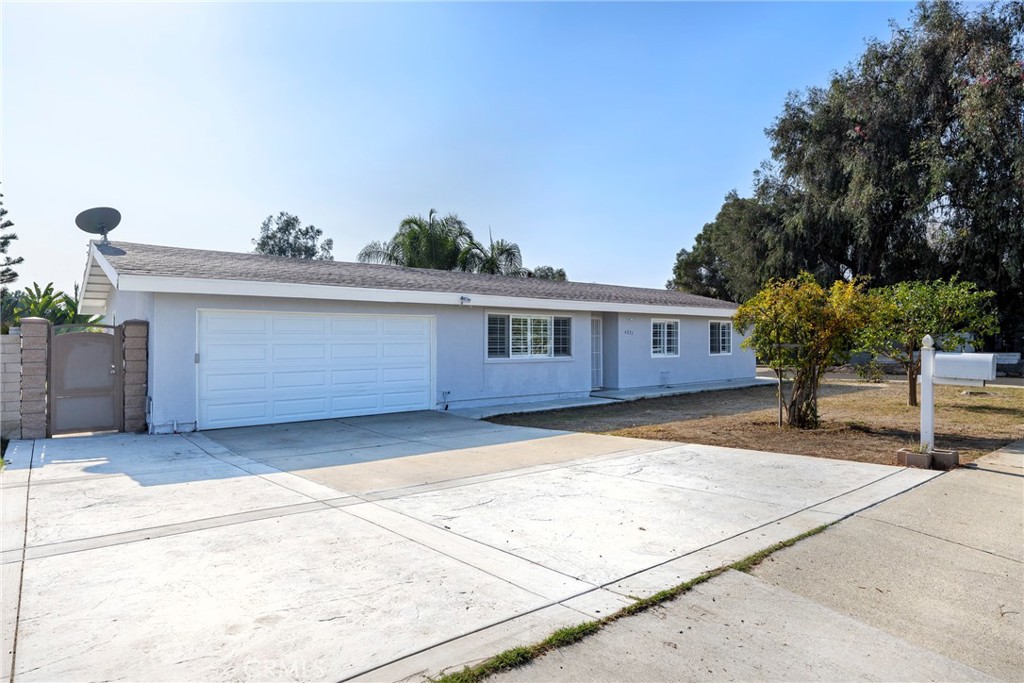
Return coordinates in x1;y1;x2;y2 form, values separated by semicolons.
729;524;830;573
434;623;604;683
432;524;833;683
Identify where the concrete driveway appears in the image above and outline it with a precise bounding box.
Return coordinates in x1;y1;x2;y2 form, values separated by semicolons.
2;412;940;682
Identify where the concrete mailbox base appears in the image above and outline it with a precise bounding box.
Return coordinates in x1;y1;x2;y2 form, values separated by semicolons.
897;449;933;469
929;449;960;470
897;448;959;470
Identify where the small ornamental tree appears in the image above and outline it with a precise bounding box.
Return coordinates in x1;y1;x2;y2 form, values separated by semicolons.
253;212;333;260
859;278;998;407
734;273;872;429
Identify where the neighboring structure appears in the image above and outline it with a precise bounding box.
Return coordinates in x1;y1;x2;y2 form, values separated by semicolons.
79;241;756;433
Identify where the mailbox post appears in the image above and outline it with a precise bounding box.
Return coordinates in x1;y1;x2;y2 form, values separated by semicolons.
919;334;998;453
921;335;935;452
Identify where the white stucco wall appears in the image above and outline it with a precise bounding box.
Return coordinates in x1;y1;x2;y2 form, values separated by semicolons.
111;291;754;432
143;294;593;432
599;313;755;389
103;289;154;326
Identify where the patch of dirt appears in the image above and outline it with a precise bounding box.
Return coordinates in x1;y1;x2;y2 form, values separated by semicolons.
489;381;1024;465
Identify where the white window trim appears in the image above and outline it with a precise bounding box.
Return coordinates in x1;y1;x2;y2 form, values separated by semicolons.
651;318;680;358
484;312;574;363
709;320;733;356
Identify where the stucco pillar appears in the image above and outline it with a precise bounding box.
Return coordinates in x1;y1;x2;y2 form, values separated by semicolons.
19;317;50;439
122;320;149;433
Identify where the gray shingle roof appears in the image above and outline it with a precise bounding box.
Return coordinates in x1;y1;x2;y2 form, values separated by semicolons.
97;241;736;310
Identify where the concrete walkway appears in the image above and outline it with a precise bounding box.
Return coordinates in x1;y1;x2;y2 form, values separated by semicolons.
451;377;775;419
0;413;948;682
495;441;1024;682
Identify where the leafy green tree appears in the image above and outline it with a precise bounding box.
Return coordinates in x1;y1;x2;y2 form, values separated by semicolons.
668;184;793;302
359;209;472;270
921;1;1024;351
734;273;872;429
672;1;1023;348
859;278;999;406
458;233;527;276
253;212;333;260
667;232;730;300
1;288;24;333
1;189;23;288
530;266;567;281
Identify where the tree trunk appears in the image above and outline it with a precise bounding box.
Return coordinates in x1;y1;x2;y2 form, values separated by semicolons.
908;363;918;407
905;342;919;407
786;366;820;429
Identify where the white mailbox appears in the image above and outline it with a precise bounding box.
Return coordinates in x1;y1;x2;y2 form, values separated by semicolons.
933;352;998;387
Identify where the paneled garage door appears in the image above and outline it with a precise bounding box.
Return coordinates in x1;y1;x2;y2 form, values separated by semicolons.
197;310;433;430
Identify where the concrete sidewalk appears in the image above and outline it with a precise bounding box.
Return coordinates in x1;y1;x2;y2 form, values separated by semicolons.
495;441;1024;682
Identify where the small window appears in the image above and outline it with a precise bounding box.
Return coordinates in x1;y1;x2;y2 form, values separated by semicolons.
487;315;509;358
710;321;732;355
553;317;572;357
652;319;679;357
487;313;572;359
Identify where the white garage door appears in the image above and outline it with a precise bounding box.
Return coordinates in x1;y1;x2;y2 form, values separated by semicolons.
197;310;433;430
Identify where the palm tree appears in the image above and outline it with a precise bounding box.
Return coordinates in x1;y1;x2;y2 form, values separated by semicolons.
359;209;473;270
458;232;528;277
13;282;101;326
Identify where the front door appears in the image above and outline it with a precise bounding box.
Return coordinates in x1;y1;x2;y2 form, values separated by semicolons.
591;317;603;389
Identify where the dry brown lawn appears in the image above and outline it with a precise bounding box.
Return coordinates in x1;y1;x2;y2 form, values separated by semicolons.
489;380;1024;465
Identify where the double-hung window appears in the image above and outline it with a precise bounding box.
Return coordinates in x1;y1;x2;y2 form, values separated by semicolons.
651;319;679;357
488;314;572;359
710;321;732;355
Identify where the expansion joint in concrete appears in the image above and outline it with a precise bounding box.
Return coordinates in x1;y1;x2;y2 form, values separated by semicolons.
857;514;1024;565
8;440;36;683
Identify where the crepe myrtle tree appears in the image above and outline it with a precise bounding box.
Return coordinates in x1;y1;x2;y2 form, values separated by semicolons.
859;278;998;407
734;273;872;429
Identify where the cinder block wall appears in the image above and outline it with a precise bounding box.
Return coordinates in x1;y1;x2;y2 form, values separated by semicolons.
1;332;21;439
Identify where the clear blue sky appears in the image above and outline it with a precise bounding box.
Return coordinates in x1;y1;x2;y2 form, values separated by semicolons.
2;1;915;295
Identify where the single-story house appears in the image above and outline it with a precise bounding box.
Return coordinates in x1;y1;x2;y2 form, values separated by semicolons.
79;241;755;433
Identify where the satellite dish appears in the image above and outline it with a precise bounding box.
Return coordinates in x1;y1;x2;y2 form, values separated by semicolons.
75;207;121;243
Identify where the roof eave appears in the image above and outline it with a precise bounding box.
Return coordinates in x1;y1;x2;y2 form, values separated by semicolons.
78;242;119;316
117;274;737;318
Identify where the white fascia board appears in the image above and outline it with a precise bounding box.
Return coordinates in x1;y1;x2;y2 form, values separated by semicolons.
117;274;739;318
90;242;121;287
78;243;120;315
